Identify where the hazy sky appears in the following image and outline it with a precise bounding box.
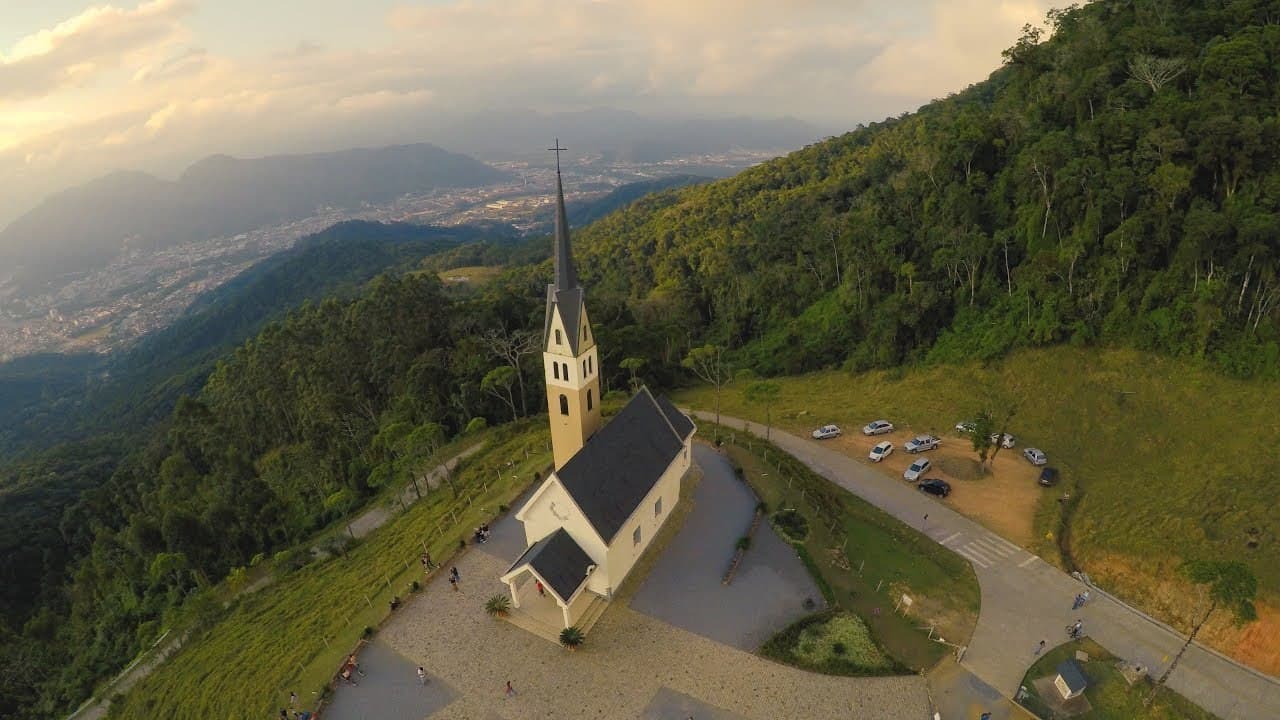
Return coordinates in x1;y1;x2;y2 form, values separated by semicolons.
0;0;1054;224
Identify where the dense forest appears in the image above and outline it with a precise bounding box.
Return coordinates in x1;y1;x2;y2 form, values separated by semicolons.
5;1;1280;717
572;0;1280;378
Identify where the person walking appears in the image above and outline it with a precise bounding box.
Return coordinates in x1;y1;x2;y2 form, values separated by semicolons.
505;680;517;698
417;666;428;686
1034;639;1046;655
1072;593;1084;610
449;575;459;591
1079;589;1090;606
289;691;298;708
535;580;545;597
450;566;460;583
1070;619;1083;639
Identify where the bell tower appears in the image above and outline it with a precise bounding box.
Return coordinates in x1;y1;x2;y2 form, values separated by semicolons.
543;140;602;469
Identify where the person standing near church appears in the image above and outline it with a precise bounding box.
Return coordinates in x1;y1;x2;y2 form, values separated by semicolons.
535;580;545;597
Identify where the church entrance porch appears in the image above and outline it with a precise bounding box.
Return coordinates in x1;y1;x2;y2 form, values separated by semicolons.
501;570;609;644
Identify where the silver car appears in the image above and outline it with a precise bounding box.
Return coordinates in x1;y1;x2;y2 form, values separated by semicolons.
990;433;1016;449
903;457;931;482
862;420;894;436
1023;447;1047;465
812;424;842;440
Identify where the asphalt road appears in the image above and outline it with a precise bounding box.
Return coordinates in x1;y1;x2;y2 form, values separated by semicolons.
693;412;1280;720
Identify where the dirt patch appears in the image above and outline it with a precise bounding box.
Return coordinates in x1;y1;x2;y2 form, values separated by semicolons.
819;430;1041;547
1083;552;1280;676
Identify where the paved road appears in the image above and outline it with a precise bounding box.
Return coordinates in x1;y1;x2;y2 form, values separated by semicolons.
322;639;457;720
693;413;1280;720
630;445;822;650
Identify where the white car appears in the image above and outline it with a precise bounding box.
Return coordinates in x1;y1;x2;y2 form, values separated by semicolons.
869;441;894;462
812;424;842;440
1023;447;1047;465
954;421;975;434
904;434;941;453
990;433;1016;449
903;458;931;482
862;420;894;436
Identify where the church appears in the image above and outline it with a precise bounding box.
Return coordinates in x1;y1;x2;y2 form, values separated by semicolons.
499;145;696;631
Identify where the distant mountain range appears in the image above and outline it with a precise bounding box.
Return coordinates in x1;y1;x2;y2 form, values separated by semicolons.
0;144;505;292
431;107;822;162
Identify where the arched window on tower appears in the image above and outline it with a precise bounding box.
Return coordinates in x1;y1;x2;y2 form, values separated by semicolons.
583;359;588;376
587;389;593;411
562;362;569;379
555;329;562;345
559;394;569;415
584;325;590;342
553;363;560;380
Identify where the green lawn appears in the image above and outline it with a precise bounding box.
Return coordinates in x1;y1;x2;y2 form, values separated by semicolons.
1018;638;1217;720
108;423;551;719
761;610;897;675
676;347;1280;622
717;431;979;671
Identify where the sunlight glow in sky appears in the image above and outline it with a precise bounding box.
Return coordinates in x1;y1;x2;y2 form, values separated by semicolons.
0;0;1055;224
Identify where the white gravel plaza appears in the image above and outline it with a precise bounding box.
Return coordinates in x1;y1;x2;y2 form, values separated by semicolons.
368;455;930;719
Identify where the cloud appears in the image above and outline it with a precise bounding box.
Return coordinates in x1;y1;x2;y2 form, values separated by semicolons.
0;0;1054;227
0;0;192;102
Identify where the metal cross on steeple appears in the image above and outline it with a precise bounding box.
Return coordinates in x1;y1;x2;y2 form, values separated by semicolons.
548;138;567;174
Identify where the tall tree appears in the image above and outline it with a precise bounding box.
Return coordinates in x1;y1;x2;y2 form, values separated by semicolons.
481;366;519;422
479;327;540;418
743;381;781;441
682;344;731;438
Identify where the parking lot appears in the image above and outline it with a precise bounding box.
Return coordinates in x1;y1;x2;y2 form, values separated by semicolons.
814;423;1045;547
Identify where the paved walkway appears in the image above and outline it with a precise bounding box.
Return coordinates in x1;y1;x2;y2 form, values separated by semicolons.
695;413;1280;720
630;444;822;650
362;454;930;719
321;639;456;719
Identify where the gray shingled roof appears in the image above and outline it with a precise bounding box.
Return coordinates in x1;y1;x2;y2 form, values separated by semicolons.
556;387;696;543
552;170;580;293
1056;660;1088;693
506;528;593;603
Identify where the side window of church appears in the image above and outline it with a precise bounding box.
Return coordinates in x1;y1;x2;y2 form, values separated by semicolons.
562;362;569;379
654;497;662;516
559;394;569;415
555;329;562;345
582;325;588;342
583;359;588;376
553;363;560;380
587;389;593;411
633;526;641;546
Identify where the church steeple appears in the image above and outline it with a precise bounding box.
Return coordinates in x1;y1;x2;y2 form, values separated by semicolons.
550;139;580;292
542;139;601;469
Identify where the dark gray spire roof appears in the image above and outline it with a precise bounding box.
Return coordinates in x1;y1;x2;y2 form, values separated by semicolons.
555;387;696;543
505;527;593;603
552;166;580;293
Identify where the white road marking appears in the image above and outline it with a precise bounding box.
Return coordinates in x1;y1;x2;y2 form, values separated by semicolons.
955;546;991;568
983;533;1022;554
961;543;999;566
1018;555;1040;568
971;537;1017;558
940;532;963;546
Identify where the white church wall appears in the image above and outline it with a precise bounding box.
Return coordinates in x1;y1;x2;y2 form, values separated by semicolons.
603;440;692;593
518;477;607;569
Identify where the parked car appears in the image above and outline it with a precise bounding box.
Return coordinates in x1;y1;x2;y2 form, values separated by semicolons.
989;433;1016;449
1023;447;1048;465
918;478;951;497
862;420;894;436
903;457;931;482
904;434;941;453
812;424;842;440
954;420;976;434
868;441;894;463
1038;467;1060;486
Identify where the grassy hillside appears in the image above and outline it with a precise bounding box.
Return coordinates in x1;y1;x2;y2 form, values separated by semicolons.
675;347;1279;672
108;424;549;720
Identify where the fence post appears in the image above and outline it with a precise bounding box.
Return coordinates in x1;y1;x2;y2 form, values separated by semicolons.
365;594;373;608
876;579;883;592
385;573;392;587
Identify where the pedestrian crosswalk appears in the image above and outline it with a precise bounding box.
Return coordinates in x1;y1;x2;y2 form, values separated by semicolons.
941;531;1023;569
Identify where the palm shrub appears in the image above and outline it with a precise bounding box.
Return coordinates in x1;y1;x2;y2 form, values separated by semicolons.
484;594;512;617
559;625;585;650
